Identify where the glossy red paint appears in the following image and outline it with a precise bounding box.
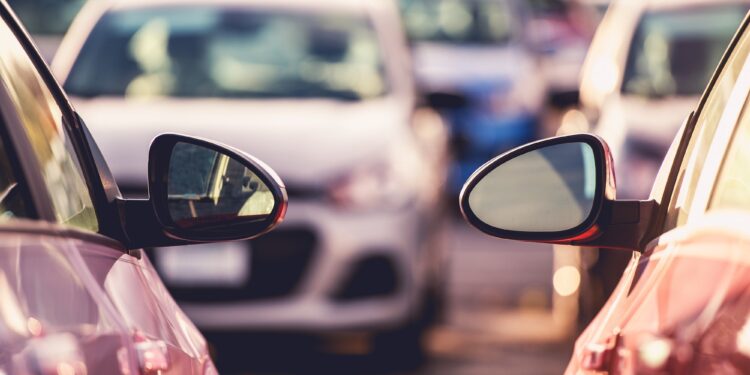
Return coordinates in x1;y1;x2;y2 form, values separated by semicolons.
566;212;750;374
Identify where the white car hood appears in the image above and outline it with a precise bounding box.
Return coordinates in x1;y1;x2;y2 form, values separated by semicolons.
412;42;529;90
596;95;699;157
74;97;408;189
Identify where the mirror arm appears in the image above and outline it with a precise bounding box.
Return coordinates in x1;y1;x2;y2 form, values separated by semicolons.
572;199;658;252
117;198;193;250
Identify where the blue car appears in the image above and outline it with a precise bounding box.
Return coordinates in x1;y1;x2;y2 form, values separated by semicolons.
401;0;547;193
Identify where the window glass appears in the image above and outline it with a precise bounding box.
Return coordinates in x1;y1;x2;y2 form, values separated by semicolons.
663;26;750;230
711;99;750;209
622;6;747;98
6;0;87;36
400;0;516;44
65;7;387;101
0;134;30;220
0;17;98;230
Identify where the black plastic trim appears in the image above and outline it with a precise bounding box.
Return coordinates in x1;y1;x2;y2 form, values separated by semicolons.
459;134;657;251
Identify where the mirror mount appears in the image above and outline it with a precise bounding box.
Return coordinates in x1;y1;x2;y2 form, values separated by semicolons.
117;198;188;250
460;134;658;252
564;199;658;251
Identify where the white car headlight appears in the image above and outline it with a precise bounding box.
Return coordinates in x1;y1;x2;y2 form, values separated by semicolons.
329;161;411;210
329;142;423;210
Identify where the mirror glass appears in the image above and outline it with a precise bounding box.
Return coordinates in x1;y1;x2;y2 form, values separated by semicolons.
167;142;275;229
467;142;598;233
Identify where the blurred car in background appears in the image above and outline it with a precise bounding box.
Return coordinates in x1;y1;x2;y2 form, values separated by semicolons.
53;0;449;368
6;0;87;60
460;10;750;372
0;2;288;374
526;0;601;108
575;0;750;199
400;0;546;194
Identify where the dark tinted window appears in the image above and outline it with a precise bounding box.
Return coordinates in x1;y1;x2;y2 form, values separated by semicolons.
622;6;747;98
0;136;29;220
7;0;86;35
663;22;750;230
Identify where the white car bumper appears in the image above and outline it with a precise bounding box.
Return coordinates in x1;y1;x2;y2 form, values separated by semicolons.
169;199;438;332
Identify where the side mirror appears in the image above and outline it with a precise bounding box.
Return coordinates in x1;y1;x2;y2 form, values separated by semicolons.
460;134;655;251
120;134;287;248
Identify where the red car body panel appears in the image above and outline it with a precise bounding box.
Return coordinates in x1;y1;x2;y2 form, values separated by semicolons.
0;226;214;374
567;211;750;374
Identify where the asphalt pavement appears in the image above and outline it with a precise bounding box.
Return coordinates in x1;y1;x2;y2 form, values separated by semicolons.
408;218;574;375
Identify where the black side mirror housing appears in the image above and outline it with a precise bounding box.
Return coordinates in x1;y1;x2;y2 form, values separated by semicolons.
118;134;287;249
460;134;656;251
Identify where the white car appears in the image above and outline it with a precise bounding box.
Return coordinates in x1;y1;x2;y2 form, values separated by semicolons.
574;0;750;198
52;0;449;366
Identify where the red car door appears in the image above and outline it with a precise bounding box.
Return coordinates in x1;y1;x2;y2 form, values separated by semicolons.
75;240;213;375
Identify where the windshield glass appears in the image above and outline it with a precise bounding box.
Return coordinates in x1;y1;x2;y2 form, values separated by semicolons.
7;0;86;35
400;0;516;44
64;7;388;101
622;5;748;98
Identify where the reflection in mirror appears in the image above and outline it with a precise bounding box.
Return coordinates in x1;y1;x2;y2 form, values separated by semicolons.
168;142;275;228
468;142;597;233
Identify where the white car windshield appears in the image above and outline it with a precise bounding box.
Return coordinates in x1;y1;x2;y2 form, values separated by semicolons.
400;0;517;44
622;5;748;98
64;7;388;101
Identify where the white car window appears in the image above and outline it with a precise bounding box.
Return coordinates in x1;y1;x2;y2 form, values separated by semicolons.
663;25;750;231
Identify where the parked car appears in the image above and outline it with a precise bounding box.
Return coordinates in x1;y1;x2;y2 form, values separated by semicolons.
0;2;287;374
576;0;749;199
400;0;546;194
53;0;449;367
461;10;750;374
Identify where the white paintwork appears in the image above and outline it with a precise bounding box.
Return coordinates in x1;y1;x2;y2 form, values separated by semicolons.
54;0;449;332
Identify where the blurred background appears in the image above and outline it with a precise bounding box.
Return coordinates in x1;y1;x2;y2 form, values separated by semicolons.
8;0;749;373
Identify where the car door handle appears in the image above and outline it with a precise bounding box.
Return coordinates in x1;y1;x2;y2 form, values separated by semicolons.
581;331;621;371
133;333;170;374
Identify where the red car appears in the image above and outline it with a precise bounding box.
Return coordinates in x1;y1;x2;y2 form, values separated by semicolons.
0;3;286;374
461;11;750;374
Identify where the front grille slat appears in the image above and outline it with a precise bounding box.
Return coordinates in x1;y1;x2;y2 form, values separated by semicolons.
154;228;317;303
